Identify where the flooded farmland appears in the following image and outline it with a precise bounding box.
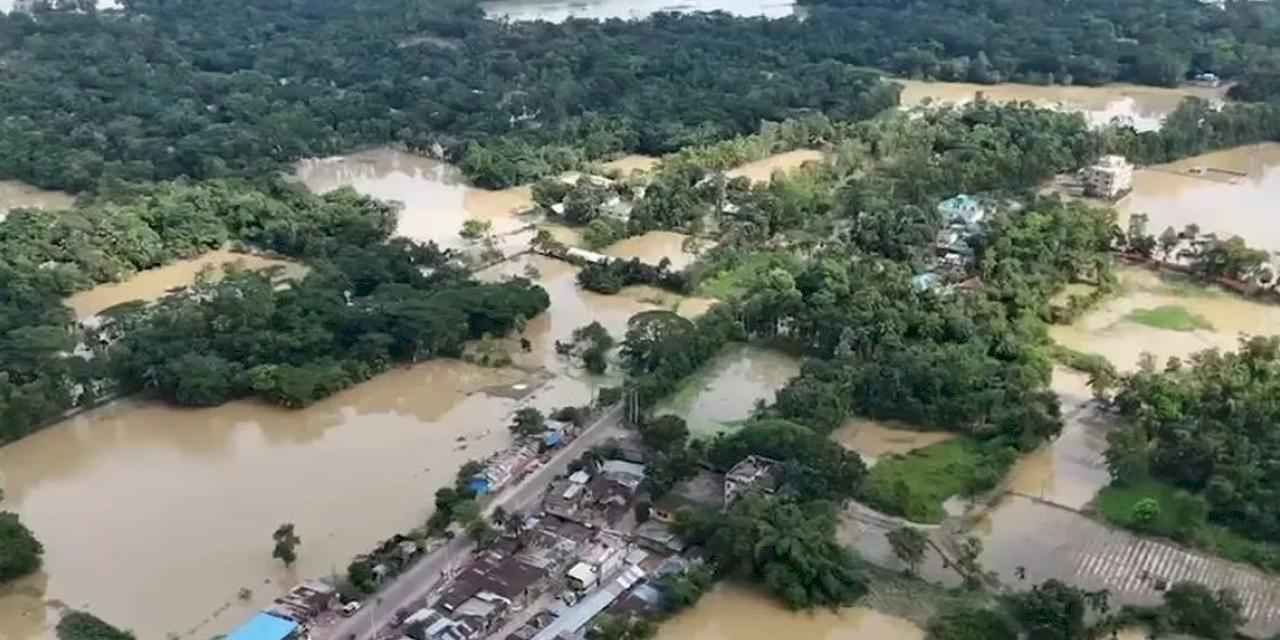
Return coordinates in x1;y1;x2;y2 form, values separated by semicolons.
653;343;801;436
0;362;533;640
65;249;307;320
831;419;954;467
897;80;1227;131
1050;266;1280;372
1119;143;1280;251
602;230;704;271
480;0;797;22
0;181;74;215
653;584;924;640
293;148;535;252
725;149;825;183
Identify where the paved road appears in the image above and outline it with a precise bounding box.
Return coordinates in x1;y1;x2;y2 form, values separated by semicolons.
319;404;625;640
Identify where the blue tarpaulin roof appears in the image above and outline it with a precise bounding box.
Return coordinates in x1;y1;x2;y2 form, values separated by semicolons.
227;613;298;640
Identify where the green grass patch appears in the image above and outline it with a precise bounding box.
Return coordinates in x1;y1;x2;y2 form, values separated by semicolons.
1049;344;1116;378
1096;479;1280;573
861;438;1013;524
1124;305;1213;331
693;251;800;301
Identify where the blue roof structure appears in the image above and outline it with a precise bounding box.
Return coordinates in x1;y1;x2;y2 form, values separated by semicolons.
227;613;298;640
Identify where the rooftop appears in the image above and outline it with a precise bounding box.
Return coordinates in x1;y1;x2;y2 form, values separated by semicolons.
226;613;298;640
439;553;547;610
599;459;646;480
654;470;725;514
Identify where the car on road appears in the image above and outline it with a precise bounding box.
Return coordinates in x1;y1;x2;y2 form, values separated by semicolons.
340;601;362;617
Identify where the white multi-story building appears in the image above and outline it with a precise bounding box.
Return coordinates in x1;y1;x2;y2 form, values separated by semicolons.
1083;155;1134;199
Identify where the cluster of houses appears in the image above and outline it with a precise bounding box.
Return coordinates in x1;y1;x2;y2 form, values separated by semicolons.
225;581;341;640
387;451;782;640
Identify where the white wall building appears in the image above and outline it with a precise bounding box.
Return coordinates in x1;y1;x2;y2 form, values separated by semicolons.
1083;155;1134;199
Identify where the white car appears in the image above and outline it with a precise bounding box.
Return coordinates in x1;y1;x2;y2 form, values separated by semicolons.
340;601;362;617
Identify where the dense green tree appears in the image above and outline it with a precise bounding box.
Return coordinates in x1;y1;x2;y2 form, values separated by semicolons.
55;611;136;640
886;526;929;575
1161;582;1244;639
926;607;1017;640
0;512;43;584
271;523;300;568
509;407;547;436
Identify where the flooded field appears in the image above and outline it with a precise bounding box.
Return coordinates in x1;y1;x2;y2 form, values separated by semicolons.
897;80;1227;131
1004;368;1113;509
600;154;659;177
293;148;534;252
653;584;924;640
1120;143;1280;250
1050;266;1280;371
0;362;533;640
602;231;703;271
974;495;1280;638
831;419;954;467
0;180;74;214
65;250;306;320
725;149;824;183
653;343;801;436
480;0;796;22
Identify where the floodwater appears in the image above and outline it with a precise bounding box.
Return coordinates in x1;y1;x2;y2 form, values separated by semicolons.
64;250;306;320
1004;368;1113;509
600;155;659;177
896;80;1227;131
601;231;703;271
1050;266;1280;372
653;584;924;640
725;149;824;183
653;343;801;436
293;148;534;253
1119;143;1280;250
0;157;723;638
480;0;797;22
830;419;954;467
0;362;534;640
0;181;73;215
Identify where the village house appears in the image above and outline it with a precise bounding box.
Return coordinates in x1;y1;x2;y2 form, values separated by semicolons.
1082;155;1134;200
937;194;987;229
651;470;725;523
566;532;629;590
437;552;548;616
226;612;304;640
724;455;781;504
264;580;337;623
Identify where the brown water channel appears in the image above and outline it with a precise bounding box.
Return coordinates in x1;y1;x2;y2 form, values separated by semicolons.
897;80;1227;131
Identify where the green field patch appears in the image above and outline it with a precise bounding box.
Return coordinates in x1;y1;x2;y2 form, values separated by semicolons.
861;438;1012;524
1124;305;1213;331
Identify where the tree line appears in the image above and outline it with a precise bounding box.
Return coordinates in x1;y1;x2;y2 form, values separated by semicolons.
0;179;549;443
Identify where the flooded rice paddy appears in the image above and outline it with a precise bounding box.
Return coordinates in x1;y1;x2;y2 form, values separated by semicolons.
1050;266;1280;372
1120;142;1280;251
65;250;307;320
480;0;797;22
897;80;1227;131
653;343;801;436
601;230;703;271
653;584;924;640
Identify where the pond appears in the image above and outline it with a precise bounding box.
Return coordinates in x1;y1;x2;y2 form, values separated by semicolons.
652;343;801;436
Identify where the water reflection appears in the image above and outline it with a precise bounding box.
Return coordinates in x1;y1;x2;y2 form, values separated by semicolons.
653;343;801;436
830;419;954;467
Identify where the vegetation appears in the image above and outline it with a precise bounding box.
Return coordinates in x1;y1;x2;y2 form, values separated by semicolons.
861;439;1015;523
55;611;136;640
886;526;929;575
655;565;716;614
0;180;550;443
1098;336;1280;571
271;523;300;568
675;495;867;609
509;407;547;437
926;607;1017;640
1125;305;1213;332
0;511;43;584
0;0;901;193
577;258;689;295
706;419;867;503
562;321;615;375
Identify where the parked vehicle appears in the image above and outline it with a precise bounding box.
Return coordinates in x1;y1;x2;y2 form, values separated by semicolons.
340;601;362;617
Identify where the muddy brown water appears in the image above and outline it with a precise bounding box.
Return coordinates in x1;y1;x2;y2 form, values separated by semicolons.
65;250;307;320
653;584;924;640
897;80;1227;132
725;149;825;183
601;231;704;271
1050;266;1280;372
830;419;955;467
0;181;74;215
1119;142;1280;251
653;343;801;437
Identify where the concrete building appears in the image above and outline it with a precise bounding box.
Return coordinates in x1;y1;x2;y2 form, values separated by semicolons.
937;194;987;229
226;613;301;640
1082;155;1134;200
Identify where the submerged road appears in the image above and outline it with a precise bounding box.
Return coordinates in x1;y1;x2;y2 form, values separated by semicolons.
319;403;625;640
